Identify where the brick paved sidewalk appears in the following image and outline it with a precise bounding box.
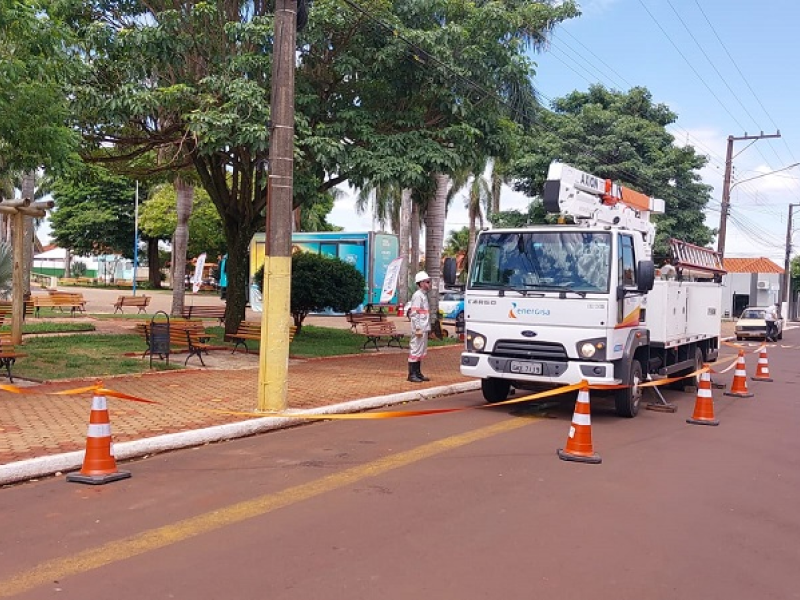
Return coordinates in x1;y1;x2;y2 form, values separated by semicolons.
0;345;470;466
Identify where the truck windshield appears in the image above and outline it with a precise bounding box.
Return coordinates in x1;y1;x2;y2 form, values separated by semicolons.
469;231;612;293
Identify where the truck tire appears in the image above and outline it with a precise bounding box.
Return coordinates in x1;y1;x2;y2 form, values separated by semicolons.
615;359;642;418
482;378;511;403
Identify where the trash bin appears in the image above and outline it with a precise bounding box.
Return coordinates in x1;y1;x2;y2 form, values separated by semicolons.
150;311;170;368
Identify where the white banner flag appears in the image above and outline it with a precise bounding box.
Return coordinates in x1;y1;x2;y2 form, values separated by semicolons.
379;257;404;303
192;252;206;294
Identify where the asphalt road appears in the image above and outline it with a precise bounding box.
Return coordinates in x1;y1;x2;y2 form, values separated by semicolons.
0;337;798;599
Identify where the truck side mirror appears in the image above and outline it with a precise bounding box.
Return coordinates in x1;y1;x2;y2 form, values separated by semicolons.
443;257;457;286
637;260;655;292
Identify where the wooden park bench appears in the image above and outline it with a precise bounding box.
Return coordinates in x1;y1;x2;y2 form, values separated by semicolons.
227;321;297;354
360;321;405;351
0;332;27;383
33;292;86;317
180;304;226;325
134;321;212;366
0;300;35;321
113;295;151;314
345;311;386;332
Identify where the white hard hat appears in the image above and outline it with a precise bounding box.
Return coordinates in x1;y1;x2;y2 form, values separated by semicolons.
415;271;431;284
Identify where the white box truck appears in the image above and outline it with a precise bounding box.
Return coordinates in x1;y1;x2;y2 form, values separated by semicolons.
460;162;725;417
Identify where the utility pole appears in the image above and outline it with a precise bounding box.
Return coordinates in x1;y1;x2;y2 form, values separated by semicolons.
717;131;781;257
784;204;799;320
257;0;297;412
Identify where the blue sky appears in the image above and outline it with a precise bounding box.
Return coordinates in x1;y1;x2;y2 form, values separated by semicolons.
329;0;800;263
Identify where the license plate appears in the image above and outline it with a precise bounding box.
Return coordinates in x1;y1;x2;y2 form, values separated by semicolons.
509;360;543;375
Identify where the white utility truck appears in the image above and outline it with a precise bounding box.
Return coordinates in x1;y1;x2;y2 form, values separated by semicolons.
460;162;726;417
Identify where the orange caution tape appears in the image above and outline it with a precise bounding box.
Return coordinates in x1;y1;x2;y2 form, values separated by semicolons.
198;382;590;420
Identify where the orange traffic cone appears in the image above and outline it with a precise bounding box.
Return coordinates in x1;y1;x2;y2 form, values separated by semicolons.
67;393;131;485
750;346;773;382
557;386;601;464
686;371;719;426
724;349;754;398
397;304;404;317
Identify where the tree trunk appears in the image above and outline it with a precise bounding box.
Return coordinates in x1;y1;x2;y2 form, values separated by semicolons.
147;237;161;288
410;201;421;279
21;172;35;296
490;161;502;216
222;221;258;334
398;188;412;305
64;248;72;278
170;177;193;316
424;173;449;336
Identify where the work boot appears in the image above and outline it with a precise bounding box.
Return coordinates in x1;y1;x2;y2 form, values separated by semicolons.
416;362;430;382
407;362;423;383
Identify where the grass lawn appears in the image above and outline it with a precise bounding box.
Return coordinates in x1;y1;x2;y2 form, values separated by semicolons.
8;323;461;382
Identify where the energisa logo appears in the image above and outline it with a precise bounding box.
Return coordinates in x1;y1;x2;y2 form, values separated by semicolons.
508;302;551;319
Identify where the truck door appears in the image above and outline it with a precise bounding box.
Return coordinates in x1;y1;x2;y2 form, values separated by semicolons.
617;234;641;326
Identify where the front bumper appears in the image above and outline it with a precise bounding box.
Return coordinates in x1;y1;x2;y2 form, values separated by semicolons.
736;329;767;339
460;352;619;386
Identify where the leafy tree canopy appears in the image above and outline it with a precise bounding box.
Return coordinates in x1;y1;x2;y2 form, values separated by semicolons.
511;85;714;257
489;199;549;229
50;163;136;257
0;0;79;176
139;184;226;259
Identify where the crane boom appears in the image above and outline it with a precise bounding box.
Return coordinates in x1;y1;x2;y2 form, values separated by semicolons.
542;162;665;255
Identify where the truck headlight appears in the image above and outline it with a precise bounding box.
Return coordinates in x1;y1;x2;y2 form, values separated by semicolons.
576;337;606;361
472;335;486;351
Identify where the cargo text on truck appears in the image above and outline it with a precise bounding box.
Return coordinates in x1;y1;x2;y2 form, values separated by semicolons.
460;162;726;417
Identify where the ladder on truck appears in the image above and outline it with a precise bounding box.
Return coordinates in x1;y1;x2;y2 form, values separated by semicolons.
669;238;726;280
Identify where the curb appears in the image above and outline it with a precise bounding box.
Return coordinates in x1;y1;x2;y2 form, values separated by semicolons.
0;380;481;487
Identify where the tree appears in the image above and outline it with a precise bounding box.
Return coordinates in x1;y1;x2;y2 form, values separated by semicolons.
444;227;469;257
0;0;78;177
255;252;364;334
489;200;549;228
511;85;714;257
52;0;577;332
50;164;136;257
139;184;226;259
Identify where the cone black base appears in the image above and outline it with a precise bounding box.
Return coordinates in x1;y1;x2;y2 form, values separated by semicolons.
686;417;720;426
557;448;602;464
67;470;131;485
751;376;773;382
723;391;754;398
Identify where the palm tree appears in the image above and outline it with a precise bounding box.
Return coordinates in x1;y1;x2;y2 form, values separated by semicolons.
466;174;491;271
424;173;449;333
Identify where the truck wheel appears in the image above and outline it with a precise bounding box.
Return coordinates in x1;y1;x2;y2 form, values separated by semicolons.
482;378;511;403
615;360;642;418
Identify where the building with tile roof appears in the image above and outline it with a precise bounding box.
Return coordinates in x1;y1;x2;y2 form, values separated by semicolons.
721;257;784;318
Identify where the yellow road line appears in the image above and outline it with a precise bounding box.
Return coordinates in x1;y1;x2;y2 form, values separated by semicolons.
0;417;534;597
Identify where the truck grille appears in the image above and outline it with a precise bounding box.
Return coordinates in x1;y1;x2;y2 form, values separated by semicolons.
493;340;568;362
